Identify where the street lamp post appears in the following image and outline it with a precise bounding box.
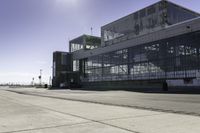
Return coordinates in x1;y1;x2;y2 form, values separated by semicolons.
39;69;42;86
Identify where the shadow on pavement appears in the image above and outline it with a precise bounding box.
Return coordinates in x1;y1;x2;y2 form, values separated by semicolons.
49;87;200;95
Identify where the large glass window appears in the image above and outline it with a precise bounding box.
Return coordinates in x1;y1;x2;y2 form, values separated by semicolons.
167;3;199;25
73;60;79;72
101;2;169;46
83;31;200;82
71;43;83;52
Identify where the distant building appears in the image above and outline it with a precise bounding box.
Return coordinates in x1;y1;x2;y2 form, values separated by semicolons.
53;0;200;90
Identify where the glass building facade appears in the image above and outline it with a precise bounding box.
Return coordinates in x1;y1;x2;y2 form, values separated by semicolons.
101;0;199;47
83;31;200;82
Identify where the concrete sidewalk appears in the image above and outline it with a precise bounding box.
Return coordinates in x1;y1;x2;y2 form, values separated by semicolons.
0;88;200;133
6;87;200;116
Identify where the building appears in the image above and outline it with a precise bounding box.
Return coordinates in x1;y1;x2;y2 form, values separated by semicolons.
52;35;101;88
53;0;200;90
52;52;73;88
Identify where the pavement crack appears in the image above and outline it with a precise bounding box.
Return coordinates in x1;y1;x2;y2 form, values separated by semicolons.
1;91;140;133
0;121;92;133
28;105;140;133
99;113;163;122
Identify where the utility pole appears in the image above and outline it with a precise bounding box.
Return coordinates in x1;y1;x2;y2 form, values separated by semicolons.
39;69;42;86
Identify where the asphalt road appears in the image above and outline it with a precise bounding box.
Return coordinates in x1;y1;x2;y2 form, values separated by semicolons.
1;87;200;133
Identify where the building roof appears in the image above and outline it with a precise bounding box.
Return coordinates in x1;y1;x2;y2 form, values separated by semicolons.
70;34;100;43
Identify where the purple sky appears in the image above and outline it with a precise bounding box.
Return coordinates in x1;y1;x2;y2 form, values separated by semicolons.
0;0;199;84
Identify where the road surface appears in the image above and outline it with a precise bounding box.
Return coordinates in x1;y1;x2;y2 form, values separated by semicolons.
0;87;200;133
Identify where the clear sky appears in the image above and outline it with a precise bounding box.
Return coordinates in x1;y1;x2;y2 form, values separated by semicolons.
0;0;199;84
